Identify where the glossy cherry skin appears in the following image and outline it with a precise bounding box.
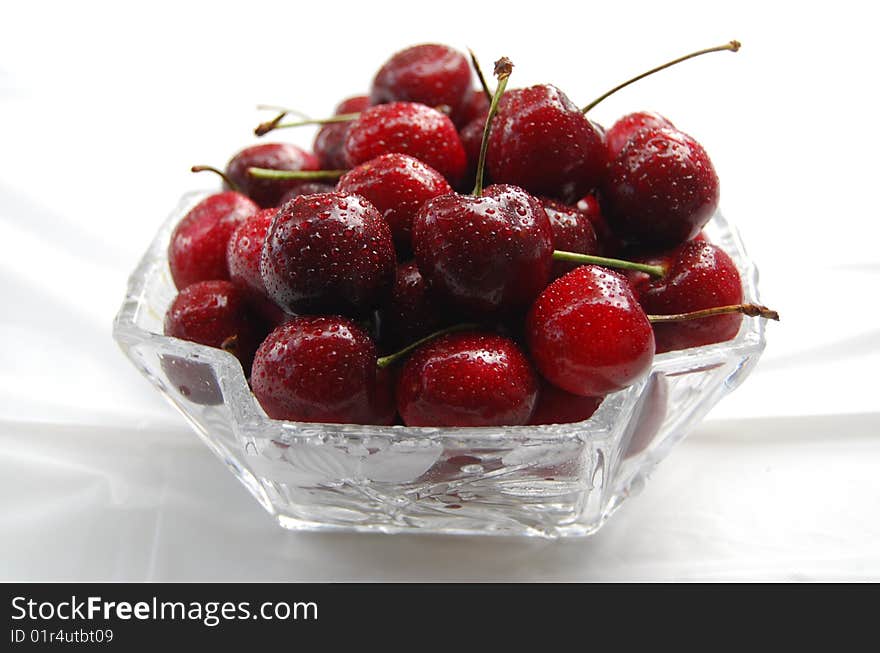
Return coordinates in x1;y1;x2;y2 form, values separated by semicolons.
225;208;287;325
168;191;258;290
526;265;655;397
603;127;719;250
605;111;674;161
528;381;603;425
576;193;621;257
279;182;337;204
225;143;320;208
344;102;467;187
377;261;446;352
260;192;396;316
251;316;394;424
370;44;473;126
541;198;599;279
487;85;606;203
630;240;744;353
412;184;554;317
457;89;490;128
458;109;489;191
396;332;539;427
163;280;265;372
337;153;452;256
313;95;370;171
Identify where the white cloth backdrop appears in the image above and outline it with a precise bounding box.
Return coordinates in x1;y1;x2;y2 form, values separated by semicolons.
2;0;878;581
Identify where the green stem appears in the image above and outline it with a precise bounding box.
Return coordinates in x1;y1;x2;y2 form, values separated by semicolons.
191;165;240;192
247;167;347;180
581;40;741;114
552;250;666;277
468;48;493;102
258;112;360;136
254;105;312;136
648;303;779;324
376;323;480;369
472;57;513;197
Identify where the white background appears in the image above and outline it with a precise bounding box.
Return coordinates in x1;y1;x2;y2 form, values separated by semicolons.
2;0;878;581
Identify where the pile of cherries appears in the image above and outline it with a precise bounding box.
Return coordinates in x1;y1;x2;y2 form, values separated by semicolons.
163;42;777;428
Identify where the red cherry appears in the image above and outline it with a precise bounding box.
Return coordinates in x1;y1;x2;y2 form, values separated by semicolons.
251;316;394;424
631;240;744;353
457;89;490;127
344;102;467;186
487;85;606;202
225;143;320;208
313;95;370;170
528;381;603;425
279;182;337;204
396;332;538;427
603;127;720;250
163;280;264;372
369;44;473;126
605;111;675;160
541;198;599;279
575;193;621;256
458;109;489;190
260;192;395;315
337;153;452;256
168;191;257;290
526;265;655;396
377;261;447;352
412;183;554;317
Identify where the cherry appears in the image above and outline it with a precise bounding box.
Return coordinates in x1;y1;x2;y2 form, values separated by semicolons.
541;198;599;279
370;44;473;126
164;280;265;372
457;88;490;128
458;109;489;190
528;381;603;425
605;111;675;161
603;127;720;250
336;153;452;256
487;85;606;202
395;332;539;427
251;316;394;424
526;265;655;397
280;182;337;204
225;143;320;208
377;261;447;352
313;95;370;170
168;191;257;290
576;193;621;256
260;191;395;316
629;240;746;353
344;102;467;186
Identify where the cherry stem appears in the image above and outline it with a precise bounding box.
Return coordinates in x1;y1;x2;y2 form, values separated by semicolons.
468;48;493;102
191;165;240;192
581;40;741;114
552;250;666;277
376;323;481;369
254;105;312;136
247;167;347;180
647;303;779;324
472;57;513;197
255;112;360;136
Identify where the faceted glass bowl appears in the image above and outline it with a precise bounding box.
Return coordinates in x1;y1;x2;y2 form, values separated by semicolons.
113;191;767;539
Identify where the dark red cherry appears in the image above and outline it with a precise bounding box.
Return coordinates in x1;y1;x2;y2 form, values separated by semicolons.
576;193;621;256
396;332;538;427
337;153;452;256
458;109;489;190
280;182;337;204
457;89;490;127
377;261;447;352
526;265;655;396
225;143;320;208
412;183;554;317
630;240;744;353
251;316;394;424
168;191;257;290
541;198;599;279
163;280;264;372
344;102;467;187
313;95;370;171
260;192;395;316
370;44;472;126
528;381;603;425
603;127;719;250
605;111;674;160
487;85;606;202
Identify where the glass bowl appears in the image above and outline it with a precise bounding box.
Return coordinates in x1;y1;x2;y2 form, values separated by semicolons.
113;191;767;539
